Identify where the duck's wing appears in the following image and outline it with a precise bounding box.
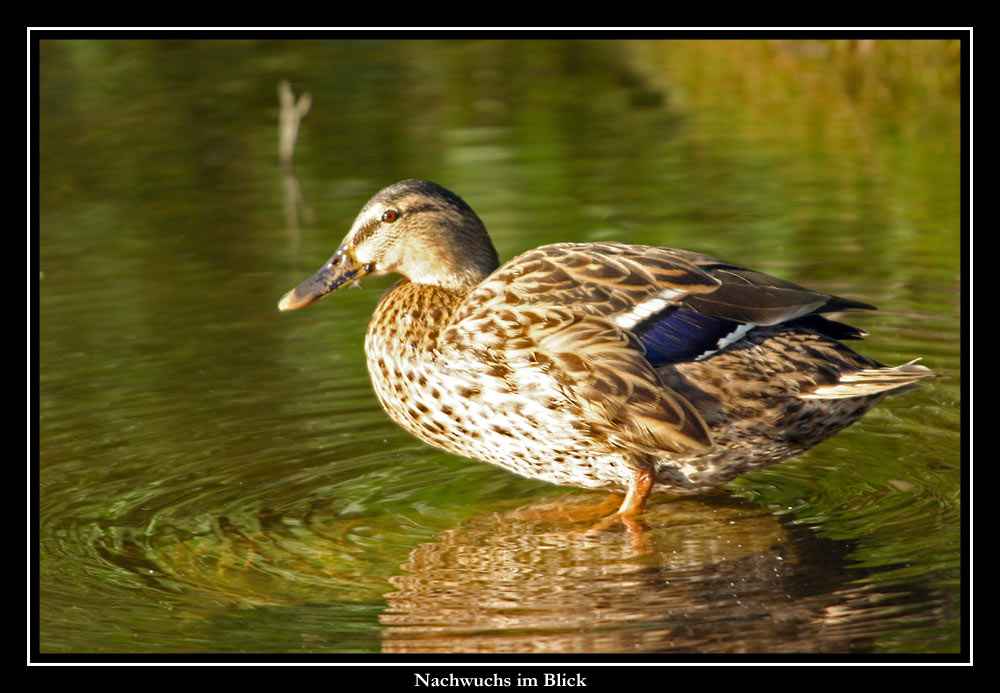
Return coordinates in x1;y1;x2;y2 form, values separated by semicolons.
443;300;713;456
452;242;874;364
443;242;877;457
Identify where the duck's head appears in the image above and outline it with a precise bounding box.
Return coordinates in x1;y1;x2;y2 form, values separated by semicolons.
279;179;500;311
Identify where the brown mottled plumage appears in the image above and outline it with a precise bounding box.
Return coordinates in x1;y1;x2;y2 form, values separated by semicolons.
279;179;933;528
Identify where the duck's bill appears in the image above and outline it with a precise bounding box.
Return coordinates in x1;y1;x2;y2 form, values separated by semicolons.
278;247;368;311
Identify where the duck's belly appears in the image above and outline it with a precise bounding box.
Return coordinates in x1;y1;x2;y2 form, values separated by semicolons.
364;341;639;491
362;331;842;494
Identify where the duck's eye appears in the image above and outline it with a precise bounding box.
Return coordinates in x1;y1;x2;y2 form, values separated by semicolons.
381;209;399;223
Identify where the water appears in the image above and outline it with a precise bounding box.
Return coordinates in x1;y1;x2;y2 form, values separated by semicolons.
36;39;961;656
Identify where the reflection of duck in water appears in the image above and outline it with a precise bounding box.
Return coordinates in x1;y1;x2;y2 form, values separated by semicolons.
379;495;948;654
280;179;933;529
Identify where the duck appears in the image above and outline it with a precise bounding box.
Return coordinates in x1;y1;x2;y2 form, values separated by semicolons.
279;179;933;530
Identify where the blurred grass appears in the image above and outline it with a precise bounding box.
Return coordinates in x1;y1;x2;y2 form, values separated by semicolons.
624;39;960;144
620;39;962;290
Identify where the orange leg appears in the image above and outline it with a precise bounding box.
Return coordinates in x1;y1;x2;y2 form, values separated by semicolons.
513;467;655;548
583;466;654;534
613;466;655;531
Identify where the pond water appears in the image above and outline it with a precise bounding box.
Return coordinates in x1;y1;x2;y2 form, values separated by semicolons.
36;39;962;657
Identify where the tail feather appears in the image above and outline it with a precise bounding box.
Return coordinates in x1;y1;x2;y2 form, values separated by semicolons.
799;359;935;400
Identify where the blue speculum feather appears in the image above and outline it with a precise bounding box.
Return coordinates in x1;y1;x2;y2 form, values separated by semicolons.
635;308;745;365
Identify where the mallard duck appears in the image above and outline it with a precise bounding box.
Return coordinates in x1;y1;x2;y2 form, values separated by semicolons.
279;179;933;528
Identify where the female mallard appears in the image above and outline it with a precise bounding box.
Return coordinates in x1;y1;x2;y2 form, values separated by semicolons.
279;179;932;528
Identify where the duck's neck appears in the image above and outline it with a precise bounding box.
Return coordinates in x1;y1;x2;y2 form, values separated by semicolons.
362;280;471;451
364;280;467;364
